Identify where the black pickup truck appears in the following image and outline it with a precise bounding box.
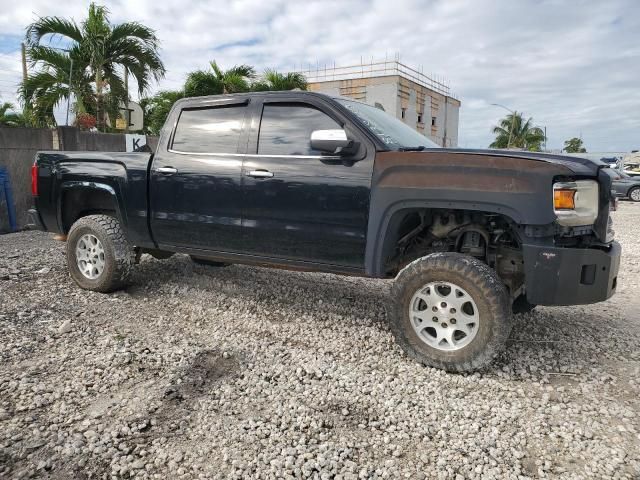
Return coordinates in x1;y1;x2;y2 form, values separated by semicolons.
29;91;621;372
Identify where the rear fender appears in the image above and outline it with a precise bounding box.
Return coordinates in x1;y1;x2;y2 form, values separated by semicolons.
58;181;126;233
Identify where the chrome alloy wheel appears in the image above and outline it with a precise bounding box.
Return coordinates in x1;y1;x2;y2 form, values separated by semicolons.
75;234;105;279
409;281;480;351
630;188;640;202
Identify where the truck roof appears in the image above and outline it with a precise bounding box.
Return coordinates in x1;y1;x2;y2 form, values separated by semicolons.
171;90;362;109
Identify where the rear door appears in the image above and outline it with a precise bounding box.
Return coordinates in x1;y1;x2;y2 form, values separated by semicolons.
241;96;373;268
150;99;249;251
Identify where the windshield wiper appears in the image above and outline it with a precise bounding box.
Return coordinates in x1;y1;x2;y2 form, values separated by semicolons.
398;146;426;152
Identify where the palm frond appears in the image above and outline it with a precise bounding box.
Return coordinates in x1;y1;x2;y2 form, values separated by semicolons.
227;64;256;79
209;60;224;79
184;70;223;97
26;16;83;46
110;22;160;49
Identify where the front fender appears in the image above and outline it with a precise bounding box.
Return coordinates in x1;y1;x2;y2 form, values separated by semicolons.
364;151;574;277
365;198;526;277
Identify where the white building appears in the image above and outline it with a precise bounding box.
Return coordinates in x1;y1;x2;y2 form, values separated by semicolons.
301;60;460;147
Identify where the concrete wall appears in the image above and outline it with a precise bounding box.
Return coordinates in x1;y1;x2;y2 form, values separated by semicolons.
0;128;53;232
443;97;460;148
0;127;158;233
365;82;399;117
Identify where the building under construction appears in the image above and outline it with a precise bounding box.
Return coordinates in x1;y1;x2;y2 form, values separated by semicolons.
300;59;460;147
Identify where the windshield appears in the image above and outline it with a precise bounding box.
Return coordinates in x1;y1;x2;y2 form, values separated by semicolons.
337;98;440;150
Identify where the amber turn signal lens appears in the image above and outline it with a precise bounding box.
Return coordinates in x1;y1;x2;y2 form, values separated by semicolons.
554;189;576;210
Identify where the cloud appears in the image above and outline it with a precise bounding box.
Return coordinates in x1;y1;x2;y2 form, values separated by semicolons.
0;0;638;151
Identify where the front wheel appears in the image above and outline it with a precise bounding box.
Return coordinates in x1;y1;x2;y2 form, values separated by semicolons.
628;187;640;202
66;215;135;292
389;253;512;372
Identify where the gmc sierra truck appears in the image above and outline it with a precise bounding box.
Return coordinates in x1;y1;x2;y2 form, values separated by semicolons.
29;91;621;372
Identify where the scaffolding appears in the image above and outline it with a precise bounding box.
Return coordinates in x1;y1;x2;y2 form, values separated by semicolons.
297;58;456;98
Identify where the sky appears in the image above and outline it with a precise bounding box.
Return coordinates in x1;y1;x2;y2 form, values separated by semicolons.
0;0;638;152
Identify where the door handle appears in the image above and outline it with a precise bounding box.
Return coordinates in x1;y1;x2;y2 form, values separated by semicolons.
248;170;274;178
156;166;178;175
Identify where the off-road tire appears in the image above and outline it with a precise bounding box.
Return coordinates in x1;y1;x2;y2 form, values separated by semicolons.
390;253;512;372
512;294;537;314
66;215;135;293
190;255;230;267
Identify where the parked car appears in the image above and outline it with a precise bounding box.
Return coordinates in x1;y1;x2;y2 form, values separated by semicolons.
612;169;640;201
623;162;640;177
28;91;621;372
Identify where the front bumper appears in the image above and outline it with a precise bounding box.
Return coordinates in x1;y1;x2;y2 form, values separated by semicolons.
523;241;621;306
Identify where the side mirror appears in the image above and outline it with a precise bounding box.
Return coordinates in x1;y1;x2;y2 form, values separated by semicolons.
310;129;352;155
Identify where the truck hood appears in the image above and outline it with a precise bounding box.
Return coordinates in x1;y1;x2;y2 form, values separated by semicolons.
429;148;606;176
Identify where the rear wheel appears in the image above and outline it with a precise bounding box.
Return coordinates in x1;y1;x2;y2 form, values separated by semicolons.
629;187;640;202
66;215;134;292
390;253;512;372
190;255;230;267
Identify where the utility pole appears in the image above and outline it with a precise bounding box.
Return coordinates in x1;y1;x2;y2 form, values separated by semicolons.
21;43;28;82
66;57;73;126
124;67;129;133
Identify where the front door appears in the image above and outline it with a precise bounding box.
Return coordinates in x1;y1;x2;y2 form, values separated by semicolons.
241;98;373;268
150;100;249;251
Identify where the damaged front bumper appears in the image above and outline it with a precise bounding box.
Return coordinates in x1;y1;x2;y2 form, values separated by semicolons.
522;241;621;306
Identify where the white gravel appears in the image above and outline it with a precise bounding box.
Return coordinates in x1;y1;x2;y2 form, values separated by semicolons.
0;203;639;479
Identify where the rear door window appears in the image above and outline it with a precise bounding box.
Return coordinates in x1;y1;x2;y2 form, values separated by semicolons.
172;105;246;154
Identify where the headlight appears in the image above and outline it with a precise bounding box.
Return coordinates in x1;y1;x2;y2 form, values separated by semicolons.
553;180;599;226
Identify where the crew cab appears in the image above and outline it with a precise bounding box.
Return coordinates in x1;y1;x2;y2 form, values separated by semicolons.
29;91;621;372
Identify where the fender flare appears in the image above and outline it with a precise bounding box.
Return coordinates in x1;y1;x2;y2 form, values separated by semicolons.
365;199;524;277
57;181;127;232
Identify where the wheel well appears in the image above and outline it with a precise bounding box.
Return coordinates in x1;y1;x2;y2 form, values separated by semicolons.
381;208;524;296
61;188;118;233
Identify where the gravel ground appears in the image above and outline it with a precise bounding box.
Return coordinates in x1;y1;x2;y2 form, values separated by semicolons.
1;204;639;480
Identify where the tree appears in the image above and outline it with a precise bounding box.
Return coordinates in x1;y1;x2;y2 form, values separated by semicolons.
0;102;28;127
183;61;255;97
183;70;223;97
251;69;307;91
139;90;183;135
563;137;586;153
210;61;255;93
20;46;94;127
23;2;165;129
490;111;546;151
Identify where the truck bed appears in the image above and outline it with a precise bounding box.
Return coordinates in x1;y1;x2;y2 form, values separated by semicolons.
33;151;155;247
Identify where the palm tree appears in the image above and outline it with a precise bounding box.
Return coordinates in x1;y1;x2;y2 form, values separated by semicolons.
563;137;587;153
209;61;255;94
184;61;255;97
0;102;27;127
490;111;545;151
23;2;165;129
20;46;94;127
252;69;307;91
183;70;223;97
139;90;184;135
